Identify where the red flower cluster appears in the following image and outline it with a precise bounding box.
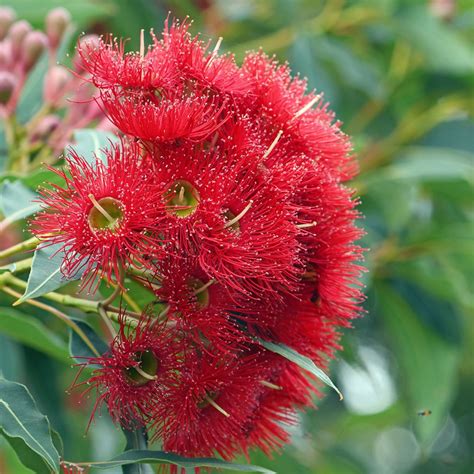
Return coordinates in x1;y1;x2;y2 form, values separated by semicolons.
33;19;364;467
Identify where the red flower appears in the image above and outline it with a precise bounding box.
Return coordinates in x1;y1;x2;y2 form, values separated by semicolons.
154;351;268;460
80;315;180;428
76;35;179;91
31;139;165;288
57;17;366;467
100;89;227;144
152;143;301;298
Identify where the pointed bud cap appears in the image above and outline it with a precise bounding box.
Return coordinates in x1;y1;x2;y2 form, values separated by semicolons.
8;20;32;59
0;7;16;40
45;7;71;48
44;65;71;106
0;71;16;105
21;30;48;72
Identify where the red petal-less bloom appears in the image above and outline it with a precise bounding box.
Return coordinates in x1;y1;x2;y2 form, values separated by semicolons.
80;316;180;428
76;35;179;91
153;143;300;298
66;18;366;469
154;256;261;355
31;139;165;288
161;19;252;96
100;89;227;144
241;51;355;180
154;351;269;461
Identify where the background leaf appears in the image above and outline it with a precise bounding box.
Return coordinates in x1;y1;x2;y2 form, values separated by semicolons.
376;284;461;446
89;449;275;473
18;243;83;302
257;338;343;400
0;377;60;474
121;425;154;474
68;320;109;365
67;129;120;164
0;180;41;222
0;307;69;362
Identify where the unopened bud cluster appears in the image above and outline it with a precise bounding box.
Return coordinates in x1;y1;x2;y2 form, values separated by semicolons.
0;7;111;162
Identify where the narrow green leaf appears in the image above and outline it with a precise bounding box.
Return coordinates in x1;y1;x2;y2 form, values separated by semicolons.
376;284;460;446
18;243;83;303
69;320;109;366
398;6;473;75
0;168;66;190
0;180;41;223
67;129;119;164
16;53;49;124
391;279;463;344
122;425;154;474
362;147;474;185
257;338;343;400
0;377;60;474
0;307;69;362
85;449;275;473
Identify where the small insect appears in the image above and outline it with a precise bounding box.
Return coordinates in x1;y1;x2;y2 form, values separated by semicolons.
417;409;432;416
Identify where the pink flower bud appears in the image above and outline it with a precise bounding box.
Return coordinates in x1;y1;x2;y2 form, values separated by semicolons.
44;65;71;106
30;114;61;142
0;41;12;69
0;7;16;40
45;7;71;48
21;30;48;72
429;0;456;21
7;20;32;60
0;71;16;105
73;34;100;71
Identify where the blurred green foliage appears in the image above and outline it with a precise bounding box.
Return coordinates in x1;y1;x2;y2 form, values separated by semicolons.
0;0;472;473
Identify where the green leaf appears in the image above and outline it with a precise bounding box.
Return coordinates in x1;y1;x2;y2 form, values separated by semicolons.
67;129;119;164
376;284;461;446
256;338;343;400
50;428;64;458
16;22;76;124
121;425;154;474
0;377;60;474
391;278;463;345
313;37;384;98
0;180;41;222
11;0;114;28
17;243;83;303
16;53;49;124
87;449;275;473
0;167;66;190
362;147;474;185
0;307;69;362
69;320;108;365
398;6;474;75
